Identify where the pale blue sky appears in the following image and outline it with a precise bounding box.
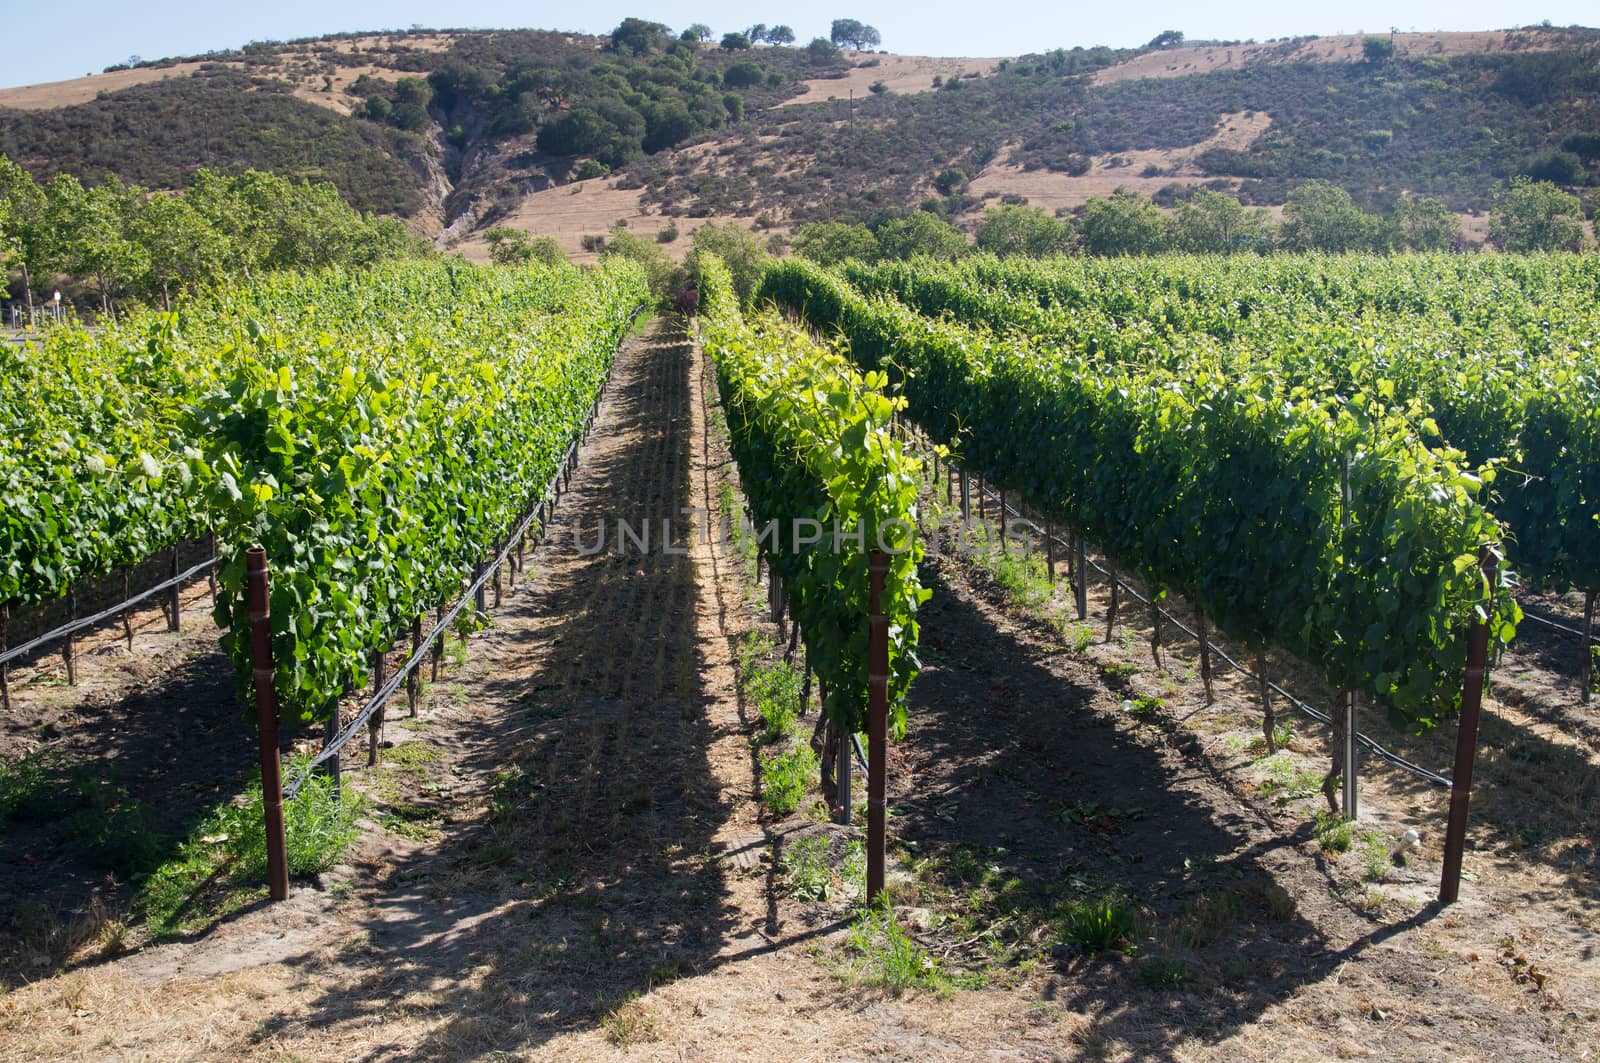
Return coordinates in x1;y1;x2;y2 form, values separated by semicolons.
0;0;1594;89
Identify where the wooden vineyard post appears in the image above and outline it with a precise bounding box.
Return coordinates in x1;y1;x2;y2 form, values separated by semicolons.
244;548;290;903
208;532;218;599
1150;592;1163;670
325;709;342;798
1045;524;1056;583
959;470;970;523
1583;589;1596;705
1440;549;1495;906
474;560;487;618
168;546;181;632
1197;610;1215;705
867;551;890;905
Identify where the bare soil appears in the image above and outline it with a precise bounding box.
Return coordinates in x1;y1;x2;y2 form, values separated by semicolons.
0;320;1595;1060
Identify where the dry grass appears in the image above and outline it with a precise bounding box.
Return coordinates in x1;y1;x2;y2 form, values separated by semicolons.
451;176;769;264
1092;28;1569;85
965;110;1272;216
780;52;1004;107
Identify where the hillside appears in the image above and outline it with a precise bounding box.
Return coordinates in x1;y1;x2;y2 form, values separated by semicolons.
2;23;1598;258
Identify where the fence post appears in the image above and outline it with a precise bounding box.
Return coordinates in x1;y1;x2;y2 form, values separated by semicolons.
474;560;487;618
1583;589;1595;705
244;548;290;903
1440;550;1495;905
867;551;890;905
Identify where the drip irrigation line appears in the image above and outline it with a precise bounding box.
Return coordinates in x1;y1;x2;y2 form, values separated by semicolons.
1;555;218;667
1521;609;1599;645
949;457;1456;789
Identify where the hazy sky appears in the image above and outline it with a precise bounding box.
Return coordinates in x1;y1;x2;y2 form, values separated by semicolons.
0;0;1594;89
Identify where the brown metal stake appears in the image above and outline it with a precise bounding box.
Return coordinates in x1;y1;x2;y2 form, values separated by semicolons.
1074;535;1088;621
867;551;890;905
409;616;423;717
368;648;387;767
122;571;134;650
432;603;445;682
168;547;181;632
64;585;77;686
1582;588;1596;705
1;604;10;713
1440;550;1496;905
1104;564;1119;643
244;548;290;902
999;489;1007;554
1150;592;1163;670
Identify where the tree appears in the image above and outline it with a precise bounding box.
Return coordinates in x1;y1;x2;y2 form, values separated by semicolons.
1393;196;1459;251
932;168;968;196
723;62;765;88
46;174;149;315
874;212;969;260
1147;30;1184;49
721;32;751;50
484;227;568;267
793;221;879;264
1362;37;1396;62
686;222;768;305
1279;181;1390;252
806;37;842;63
1079;191;1168;256
1168;188;1271;252
830;19;881;50
767;25;795;45
132;193;230;307
684;23;713;42
1489;176;1586;252
610;18;670;56
974;204;1073;257
0;155;49;315
745;24;768;44
600;225;682;307
1524;151;1585;185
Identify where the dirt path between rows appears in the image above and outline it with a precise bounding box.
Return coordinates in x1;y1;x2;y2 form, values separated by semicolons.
1;319;1590;1061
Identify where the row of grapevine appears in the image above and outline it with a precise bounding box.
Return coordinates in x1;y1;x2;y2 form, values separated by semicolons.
2;258;650;727
761;258;1520;731
845;255;1600;596
697;254;926;735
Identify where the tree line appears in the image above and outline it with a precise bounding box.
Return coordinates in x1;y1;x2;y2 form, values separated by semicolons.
791;177;1592;263
0;156;425;319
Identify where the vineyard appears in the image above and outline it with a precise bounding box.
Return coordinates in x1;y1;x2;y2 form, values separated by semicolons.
1;250;1598;1059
